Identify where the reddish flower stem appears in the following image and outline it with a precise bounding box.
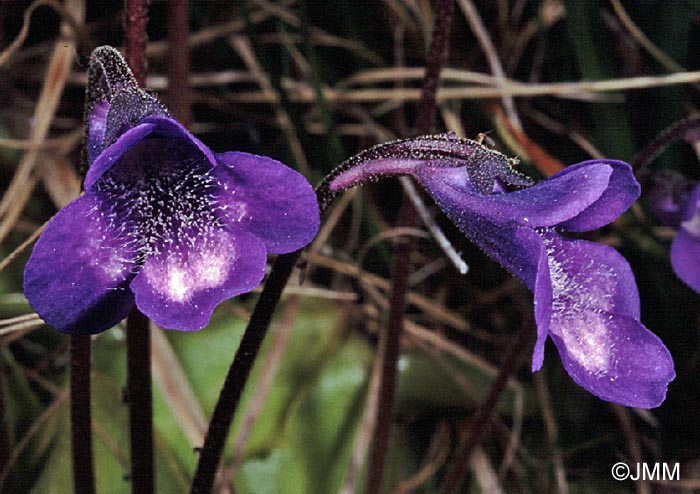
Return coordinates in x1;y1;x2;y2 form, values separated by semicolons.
126;310;153;494
123;2;153;492
439;318;533;493
189;170;346;493
365;1;455;493
167;0;192;127
631;115;700;186
70;335;96;494
413;0;455;138
190;250;302;494
0;353;12;484
124;0;149;87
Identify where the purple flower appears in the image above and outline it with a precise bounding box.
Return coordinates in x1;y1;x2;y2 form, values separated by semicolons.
24;47;319;334
328;135;674;408
648;171;700;293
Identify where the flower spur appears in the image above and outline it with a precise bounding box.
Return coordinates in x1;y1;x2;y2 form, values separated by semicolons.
328;134;675;408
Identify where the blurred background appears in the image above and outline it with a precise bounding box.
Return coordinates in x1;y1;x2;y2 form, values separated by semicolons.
1;0;700;492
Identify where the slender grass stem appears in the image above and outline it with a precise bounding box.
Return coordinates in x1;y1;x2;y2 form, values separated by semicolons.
70;335;95;494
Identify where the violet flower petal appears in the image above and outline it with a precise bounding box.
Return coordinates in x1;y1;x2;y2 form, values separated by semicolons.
647;171;697;227
212;151;320;254
671;227;700;293
669;185;700;293
531;229;553;371
85;120;157;189
328;135;673;407
130;226;267;330
533;234;673;407
543;234;641;319
85;116;216;189
87;100;110;164
557;160;640;231
550;313;674;408
416;162;613;229
23;195;137;334
25;45;321;335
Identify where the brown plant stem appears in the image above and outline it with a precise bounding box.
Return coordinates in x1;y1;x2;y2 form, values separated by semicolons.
70;335;96;494
439;317;533;493
167;0;192;127
190;250;302;494
124;0;149;87
0;356;11;482
126;310;153;494
365;1;455;493
124;2;153;492
413;0;456;137
631;115;700;186
190;177;342;493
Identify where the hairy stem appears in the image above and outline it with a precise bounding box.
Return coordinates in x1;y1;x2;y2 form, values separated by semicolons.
190;177;340;493
126;310;153;494
70;335;95;494
365;1;455;493
631;115;700;185
413;0;456;137
190;251;302;494
124;0;149;87
439;317;532;493
167;0;192;127
124;3;153;492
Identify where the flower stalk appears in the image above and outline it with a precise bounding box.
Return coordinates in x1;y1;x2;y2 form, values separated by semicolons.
70;335;96;494
124;2;154;492
167;0;192;127
439;317;533;493
366;2;455;493
189;251;302;493
126;310;153;494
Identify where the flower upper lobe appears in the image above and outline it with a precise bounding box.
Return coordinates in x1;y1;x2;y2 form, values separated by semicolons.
419;160;673;407
329;143;675;408
25;115;319;333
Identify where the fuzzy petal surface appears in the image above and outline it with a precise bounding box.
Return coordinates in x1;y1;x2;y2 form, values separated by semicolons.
87;100;110;165
85;116;216;189
543;235;641;319
531;229;552;372
671;228;700;293
558;160;640;231
549;313;675;408
23;195;137;334
417;163;612;229
535;235;673;407
212;151;320;254
130;226;267;330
